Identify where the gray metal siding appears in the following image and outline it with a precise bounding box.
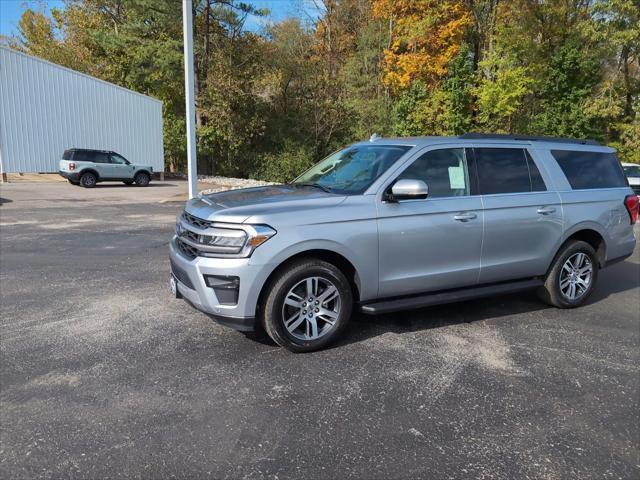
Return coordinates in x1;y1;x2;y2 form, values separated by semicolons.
0;47;164;173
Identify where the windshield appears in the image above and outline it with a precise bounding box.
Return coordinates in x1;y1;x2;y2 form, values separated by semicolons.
292;145;412;194
623;164;640;177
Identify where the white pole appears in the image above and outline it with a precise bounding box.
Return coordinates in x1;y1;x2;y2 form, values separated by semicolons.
183;0;198;199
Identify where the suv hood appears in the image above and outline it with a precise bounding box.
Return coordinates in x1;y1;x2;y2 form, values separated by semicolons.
184;185;346;224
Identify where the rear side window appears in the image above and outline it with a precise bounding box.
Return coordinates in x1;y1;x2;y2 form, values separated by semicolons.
475;148;532;194
93;153;110;164
551;150;627;189
62;150;73;160
73;150;93;162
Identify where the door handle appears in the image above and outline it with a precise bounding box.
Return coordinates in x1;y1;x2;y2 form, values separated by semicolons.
537;207;556;215
453;212;477;222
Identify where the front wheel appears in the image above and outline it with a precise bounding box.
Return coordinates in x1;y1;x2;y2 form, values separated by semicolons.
134;172;150;186
538;240;598;308
261;259;353;352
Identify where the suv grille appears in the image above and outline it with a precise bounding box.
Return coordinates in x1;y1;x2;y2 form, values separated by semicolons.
182;228;200;243
176;238;199;259
183;211;213;229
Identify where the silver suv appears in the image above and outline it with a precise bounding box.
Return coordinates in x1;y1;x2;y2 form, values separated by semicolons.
169;134;638;352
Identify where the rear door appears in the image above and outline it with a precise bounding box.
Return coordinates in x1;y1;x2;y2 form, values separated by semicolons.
88;151;112;177
71;150;98;171
475;146;563;283
376;146;484;297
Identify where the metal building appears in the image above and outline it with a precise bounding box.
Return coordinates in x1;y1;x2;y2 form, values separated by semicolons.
0;47;164;175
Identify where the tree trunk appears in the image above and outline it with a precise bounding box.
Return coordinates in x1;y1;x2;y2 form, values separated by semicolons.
622;46;632;119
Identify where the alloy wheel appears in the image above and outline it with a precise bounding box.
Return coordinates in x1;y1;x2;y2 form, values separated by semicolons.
281;276;341;341
136;173;149;186
559;252;593;300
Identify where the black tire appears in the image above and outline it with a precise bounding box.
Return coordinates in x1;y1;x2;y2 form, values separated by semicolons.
538;240;599;308
123;180;134;185
67;179;79;186
134;172;150;186
261;259;353;352
79;172;97;188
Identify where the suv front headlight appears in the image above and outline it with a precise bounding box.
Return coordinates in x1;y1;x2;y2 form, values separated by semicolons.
198;227;248;254
199;225;276;256
176;215;276;258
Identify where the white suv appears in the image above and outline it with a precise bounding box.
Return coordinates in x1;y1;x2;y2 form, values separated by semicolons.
59;148;153;188
622;162;640;196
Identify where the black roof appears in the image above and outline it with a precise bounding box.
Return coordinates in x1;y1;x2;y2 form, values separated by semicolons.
65;148;114;153
459;133;601;146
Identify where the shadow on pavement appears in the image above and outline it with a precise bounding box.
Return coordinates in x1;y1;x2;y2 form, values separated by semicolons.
89;183;178;188
244;260;639;350
339;258;639;348
589;257;640;303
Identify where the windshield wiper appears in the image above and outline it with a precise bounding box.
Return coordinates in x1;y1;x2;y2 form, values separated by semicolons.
292;182;333;193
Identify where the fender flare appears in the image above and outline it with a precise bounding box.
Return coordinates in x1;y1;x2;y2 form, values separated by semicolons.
547;221;608;269
253;239;364;311
78;168;100;180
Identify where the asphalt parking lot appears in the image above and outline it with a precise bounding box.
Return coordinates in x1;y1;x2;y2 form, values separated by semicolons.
1;182;639;479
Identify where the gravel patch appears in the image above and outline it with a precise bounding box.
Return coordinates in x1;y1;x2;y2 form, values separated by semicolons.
191;175;275;195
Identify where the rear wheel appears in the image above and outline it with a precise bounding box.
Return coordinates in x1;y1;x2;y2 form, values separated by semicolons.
538;240;598;308
261;259;353;352
134;172;150;186
79;172;97;188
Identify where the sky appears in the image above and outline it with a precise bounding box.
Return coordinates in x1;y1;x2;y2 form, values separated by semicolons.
0;0;316;38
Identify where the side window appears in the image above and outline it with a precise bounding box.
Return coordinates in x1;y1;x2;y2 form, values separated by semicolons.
110;154;129;165
93;153;110;164
551;150;627;190
62;150;73;160
397;148;470;198
525;150;547;192
73;151;92;162
475;148;531;195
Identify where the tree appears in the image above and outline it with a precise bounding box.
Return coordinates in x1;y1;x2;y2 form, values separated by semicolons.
372;0;472;91
11;0;639;173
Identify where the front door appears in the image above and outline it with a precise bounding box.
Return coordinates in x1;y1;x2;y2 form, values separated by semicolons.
90;151;113;177
377;147;484;298
109;153;135;179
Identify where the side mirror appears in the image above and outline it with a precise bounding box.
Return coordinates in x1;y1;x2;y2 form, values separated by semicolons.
386;179;429;202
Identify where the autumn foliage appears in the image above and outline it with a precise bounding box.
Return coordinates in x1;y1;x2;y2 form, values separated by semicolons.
373;0;472;90
6;0;639;178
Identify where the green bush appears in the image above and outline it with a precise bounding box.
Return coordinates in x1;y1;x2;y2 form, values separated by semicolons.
252;143;316;183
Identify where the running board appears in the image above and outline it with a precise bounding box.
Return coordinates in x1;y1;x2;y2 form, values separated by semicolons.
360;279;543;315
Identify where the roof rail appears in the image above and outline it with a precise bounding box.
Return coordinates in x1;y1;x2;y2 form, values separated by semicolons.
459;132;600;146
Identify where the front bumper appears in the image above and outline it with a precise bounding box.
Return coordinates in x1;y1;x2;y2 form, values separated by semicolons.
169;237;273;332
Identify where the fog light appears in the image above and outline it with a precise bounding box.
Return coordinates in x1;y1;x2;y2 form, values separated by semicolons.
203;275;239;305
